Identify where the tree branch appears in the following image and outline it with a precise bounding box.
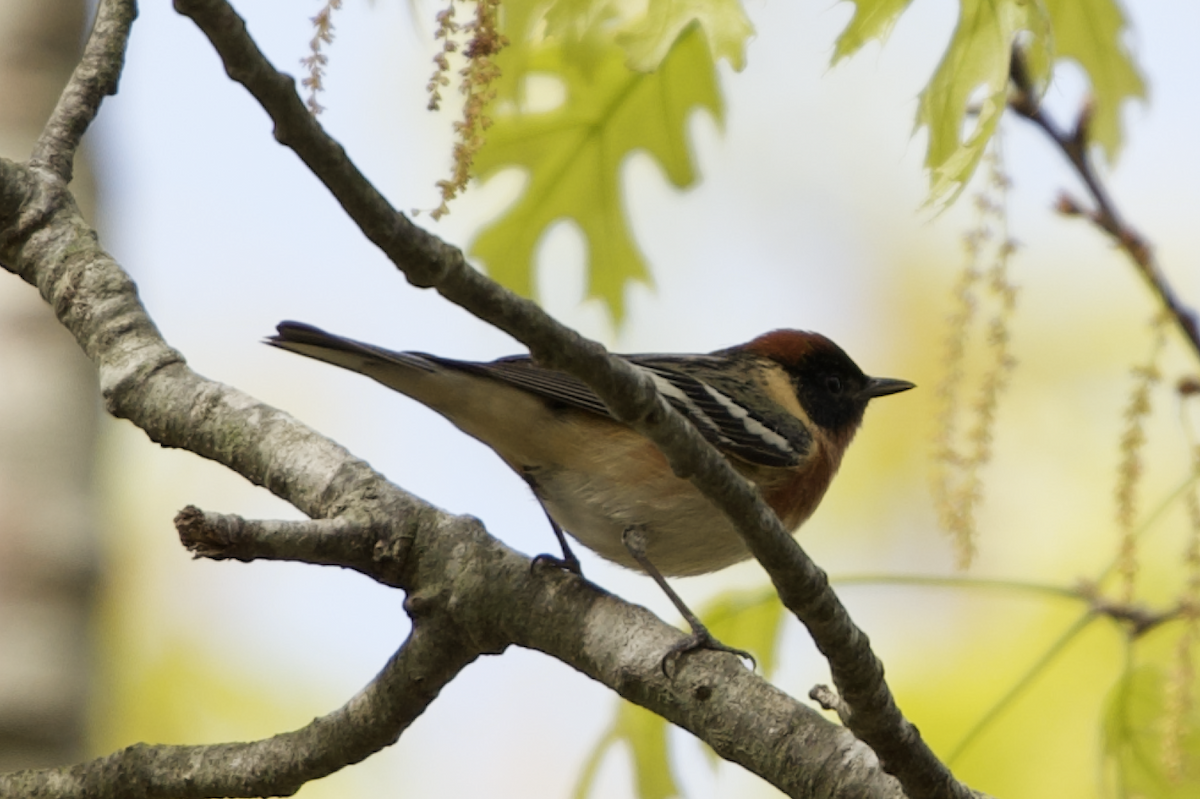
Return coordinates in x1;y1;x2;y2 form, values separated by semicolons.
169;2;972;795
0;624;477;798
175;507;908;799
1008;48;1200;361
29;0;137;183
174;505;403;582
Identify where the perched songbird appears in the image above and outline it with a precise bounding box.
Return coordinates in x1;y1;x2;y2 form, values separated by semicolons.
268;322;913;661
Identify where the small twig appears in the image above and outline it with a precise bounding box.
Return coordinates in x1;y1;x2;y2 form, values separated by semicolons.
173;505;407;584
30;0;137;182
1093;599;1182;637
810;684;853;726
1076;580;1185;637
1008;47;1200;362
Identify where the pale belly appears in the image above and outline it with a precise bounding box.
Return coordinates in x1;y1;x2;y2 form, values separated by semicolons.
532;463;755;577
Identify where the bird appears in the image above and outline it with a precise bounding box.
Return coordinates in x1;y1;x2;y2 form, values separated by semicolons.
268;321;914;666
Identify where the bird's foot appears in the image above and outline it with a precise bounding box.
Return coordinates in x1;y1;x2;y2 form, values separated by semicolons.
661;621;756;678
531;550;583;575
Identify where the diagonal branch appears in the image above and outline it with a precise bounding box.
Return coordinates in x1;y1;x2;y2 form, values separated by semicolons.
169;2;974;797
1008;48;1200;361
30;0;137;182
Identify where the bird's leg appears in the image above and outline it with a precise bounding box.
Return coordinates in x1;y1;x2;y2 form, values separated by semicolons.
520;470;583;574
530;509;583;575
621;527;756;676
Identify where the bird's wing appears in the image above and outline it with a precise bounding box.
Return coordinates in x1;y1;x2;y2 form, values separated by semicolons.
451;354;804;468
433;355;613;416
633;359;806;468
270;323;804;468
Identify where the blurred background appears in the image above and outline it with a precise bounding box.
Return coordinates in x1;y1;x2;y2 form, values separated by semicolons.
2;0;1199;796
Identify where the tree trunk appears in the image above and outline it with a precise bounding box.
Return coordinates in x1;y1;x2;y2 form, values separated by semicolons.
0;0;100;772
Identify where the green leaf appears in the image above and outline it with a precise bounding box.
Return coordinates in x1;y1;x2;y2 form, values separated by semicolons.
492;0;560;103
541;0;622;82
1043;0;1146;164
915;0;1050;206
620;702;680;799
834;0;1144;206
572;715;621;799
1103;663;1200;795
831;0;915;64
697;586;785;677
471;24;722;322
573;702;680;799
616;0;754;72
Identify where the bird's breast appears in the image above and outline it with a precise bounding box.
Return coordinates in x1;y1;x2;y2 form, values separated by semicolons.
525;422;837;577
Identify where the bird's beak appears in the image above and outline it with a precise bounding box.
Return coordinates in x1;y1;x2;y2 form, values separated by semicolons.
863;376;916;399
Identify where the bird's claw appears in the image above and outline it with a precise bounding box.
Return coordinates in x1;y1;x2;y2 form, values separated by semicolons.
661;626;756;678
531;551;583;575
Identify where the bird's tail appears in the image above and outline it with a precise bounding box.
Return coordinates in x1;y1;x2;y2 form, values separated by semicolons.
267;321;441;394
267;321;559;466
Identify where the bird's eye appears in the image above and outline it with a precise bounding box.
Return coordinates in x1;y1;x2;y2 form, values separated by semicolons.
825;376;842;395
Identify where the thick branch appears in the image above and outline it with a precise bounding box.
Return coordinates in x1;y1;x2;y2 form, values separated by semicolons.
176;503;907;799
169;3;968;795
30;0;137;182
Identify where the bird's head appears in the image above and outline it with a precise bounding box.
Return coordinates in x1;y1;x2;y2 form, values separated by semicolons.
744;329;914;437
